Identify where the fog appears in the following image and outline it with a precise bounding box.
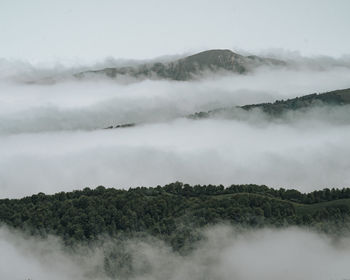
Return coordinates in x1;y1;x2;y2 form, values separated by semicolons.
1;225;350;280
1;61;350;197
1;62;350;135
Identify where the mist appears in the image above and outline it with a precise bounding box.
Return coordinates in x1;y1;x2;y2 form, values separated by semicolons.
1;225;350;280
1;114;350;197
1;63;350;134
1;60;350;197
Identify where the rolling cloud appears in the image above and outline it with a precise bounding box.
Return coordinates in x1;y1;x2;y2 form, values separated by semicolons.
1;225;350;280
1;60;350;197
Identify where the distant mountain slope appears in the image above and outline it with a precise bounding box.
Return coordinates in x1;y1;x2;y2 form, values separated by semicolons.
102;88;350;130
241;88;350;113
189;88;350;119
76;49;286;81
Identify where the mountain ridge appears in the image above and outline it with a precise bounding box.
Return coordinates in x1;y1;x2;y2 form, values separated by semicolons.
189;87;350;119
104;87;350;129
76;49;286;81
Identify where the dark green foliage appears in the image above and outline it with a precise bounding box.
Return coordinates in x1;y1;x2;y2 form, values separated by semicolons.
189;88;350;119
1;183;350;250
241;88;350;115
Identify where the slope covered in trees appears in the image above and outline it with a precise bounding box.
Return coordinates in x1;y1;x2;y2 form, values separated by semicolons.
189;88;350;119
1;183;350;250
241;88;350;114
103;88;350;130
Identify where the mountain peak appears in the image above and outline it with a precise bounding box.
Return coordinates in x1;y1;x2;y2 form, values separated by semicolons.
76;49;285;81
185;49;239;58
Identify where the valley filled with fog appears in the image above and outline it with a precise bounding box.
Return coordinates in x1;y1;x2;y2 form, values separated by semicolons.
1;61;350;198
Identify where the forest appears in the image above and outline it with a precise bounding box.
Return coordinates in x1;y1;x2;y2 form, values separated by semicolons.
1;182;350;251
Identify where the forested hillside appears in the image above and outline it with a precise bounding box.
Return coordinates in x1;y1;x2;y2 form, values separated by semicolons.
1;182;350;250
189;88;350;119
241;88;350;114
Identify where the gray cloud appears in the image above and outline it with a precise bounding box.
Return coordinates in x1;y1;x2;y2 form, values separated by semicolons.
1;114;350;197
2;225;350;280
1;64;350;135
1;61;350;197
0;226;103;280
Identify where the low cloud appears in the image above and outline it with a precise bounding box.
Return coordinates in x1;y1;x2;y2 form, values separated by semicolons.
1;57;350;197
1;115;350;197
1;65;350;134
1;225;350;280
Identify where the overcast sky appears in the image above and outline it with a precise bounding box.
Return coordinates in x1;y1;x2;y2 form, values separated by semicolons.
1;0;350;64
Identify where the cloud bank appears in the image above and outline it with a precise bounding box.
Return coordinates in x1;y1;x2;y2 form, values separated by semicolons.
1;59;350;197
1;115;350;198
1;63;350;134
1;225;350;280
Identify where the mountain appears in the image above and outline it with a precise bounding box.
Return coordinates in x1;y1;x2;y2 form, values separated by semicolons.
75;49;286;81
189;88;350;119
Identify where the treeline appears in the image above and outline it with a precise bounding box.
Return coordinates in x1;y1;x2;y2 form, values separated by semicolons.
162;182;350;204
189;88;350;119
1;182;350;250
242;88;350;115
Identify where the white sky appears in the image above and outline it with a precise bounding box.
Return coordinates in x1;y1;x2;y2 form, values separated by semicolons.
1;0;349;64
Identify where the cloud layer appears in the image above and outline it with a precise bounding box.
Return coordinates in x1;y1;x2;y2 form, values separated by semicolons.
2;225;350;280
1;61;350;197
2;115;350;197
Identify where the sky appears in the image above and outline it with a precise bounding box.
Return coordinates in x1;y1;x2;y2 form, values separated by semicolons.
1;0;350;64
